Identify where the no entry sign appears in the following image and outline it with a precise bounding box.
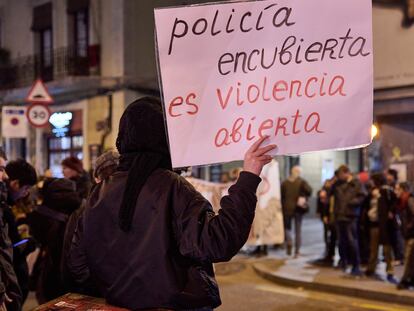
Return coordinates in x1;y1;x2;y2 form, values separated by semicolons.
1;106;28;138
27;103;51;128
155;0;374;168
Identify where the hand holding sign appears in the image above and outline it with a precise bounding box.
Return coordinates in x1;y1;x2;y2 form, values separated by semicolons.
243;136;276;176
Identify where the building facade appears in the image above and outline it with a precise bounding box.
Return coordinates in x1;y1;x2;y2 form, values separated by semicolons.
371;1;414;182
0;0;412;186
0;0;185;176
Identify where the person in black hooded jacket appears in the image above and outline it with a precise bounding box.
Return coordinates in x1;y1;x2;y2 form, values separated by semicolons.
28;178;82;304
65;97;276;310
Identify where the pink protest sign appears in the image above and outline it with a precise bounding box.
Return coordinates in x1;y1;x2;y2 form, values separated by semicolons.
154;0;373;168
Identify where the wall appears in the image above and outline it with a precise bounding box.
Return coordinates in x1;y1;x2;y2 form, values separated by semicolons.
100;0;124;77
123;0;227;87
1;1;33;58
300;150;360;188
53;0;68;49
373;4;414;89
378;114;414;181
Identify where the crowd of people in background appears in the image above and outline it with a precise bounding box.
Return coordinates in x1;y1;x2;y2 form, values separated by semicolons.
315;165;414;290
0;146;120;311
1;138;414;310
1;97;274;311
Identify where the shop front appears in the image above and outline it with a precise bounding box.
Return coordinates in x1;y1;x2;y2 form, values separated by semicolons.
46;110;83;177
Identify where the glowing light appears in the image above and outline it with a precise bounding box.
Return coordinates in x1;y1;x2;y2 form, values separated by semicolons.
371;124;378;139
49;112;73;129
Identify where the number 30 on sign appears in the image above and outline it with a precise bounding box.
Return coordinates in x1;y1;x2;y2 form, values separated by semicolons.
26;103;51;128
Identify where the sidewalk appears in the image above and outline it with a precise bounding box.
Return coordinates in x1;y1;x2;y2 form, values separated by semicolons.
252;218;414;306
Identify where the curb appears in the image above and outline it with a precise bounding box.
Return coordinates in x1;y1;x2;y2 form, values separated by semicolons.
252;261;414;307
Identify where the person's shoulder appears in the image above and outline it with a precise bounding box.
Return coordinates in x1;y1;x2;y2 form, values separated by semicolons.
152;169;197;192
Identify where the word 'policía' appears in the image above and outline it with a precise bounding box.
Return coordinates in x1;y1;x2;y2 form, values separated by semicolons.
168;3;295;55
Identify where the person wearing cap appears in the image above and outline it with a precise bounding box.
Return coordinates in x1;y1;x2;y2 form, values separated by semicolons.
67;97;276;310
93;151;120;184
61;156;91;200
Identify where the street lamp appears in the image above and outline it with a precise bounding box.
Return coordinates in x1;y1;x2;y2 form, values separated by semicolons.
371;124;379;140
361;124;379;172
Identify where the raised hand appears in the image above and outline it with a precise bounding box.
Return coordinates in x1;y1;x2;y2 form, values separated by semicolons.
243;136;277;176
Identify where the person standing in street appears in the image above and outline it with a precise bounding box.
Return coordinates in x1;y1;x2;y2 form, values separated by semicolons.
395;182;414;290
333;165;366;276
28;178;82;303
4;159;38;303
386;168;405;264
0;149;22;311
66;97;276;310
61;156;91;200
316;177;336;265
365;173;397;283
281;166;312;258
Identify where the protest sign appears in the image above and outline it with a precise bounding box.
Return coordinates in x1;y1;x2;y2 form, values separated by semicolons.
247;160;284;246
155;0;373;168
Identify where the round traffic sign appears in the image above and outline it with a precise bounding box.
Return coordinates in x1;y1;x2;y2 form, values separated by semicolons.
26;103;51;128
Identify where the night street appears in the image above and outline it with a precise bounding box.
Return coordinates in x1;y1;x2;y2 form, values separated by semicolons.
1;1;414;310
215;218;413;311
216;259;410;311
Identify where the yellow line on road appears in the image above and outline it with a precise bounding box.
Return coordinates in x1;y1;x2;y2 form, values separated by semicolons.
255;285;410;311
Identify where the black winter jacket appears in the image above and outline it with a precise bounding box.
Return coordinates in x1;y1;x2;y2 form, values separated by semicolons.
70;172;92;200
281;178;312;216
28;178;82;303
377;186;397;245
0;202;22;311
332;178;366;222
402;195;414;239
65;169;261;310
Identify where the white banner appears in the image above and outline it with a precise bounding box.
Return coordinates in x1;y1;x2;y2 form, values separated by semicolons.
187;160;284;246
248;160;284;246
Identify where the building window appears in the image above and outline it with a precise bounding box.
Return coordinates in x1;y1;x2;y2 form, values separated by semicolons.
74;9;88;58
32;3;53;81
67;0;89;75
41;28;53;68
48;135;83;177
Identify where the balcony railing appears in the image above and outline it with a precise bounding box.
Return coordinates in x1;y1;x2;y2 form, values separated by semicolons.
0;45;100;90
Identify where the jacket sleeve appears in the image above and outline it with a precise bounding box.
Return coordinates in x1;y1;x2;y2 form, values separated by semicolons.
301;180;313;197
281;181;286;207
172;171;261;263
63;206;91;285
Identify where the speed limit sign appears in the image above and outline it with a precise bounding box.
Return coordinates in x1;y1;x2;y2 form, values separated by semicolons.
26;103;51;128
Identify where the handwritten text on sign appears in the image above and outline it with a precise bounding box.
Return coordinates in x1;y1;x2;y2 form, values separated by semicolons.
154;0;373;168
